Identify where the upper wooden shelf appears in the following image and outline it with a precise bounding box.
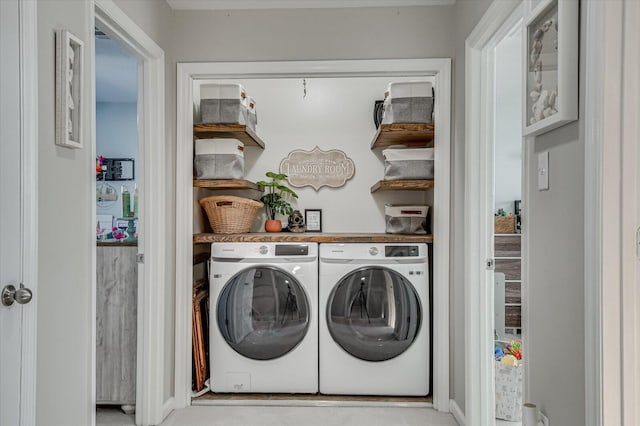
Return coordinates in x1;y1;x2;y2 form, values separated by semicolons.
194;232;433;244
370;123;435;149
193;179;263;192
193;124;265;149
370;179;434;193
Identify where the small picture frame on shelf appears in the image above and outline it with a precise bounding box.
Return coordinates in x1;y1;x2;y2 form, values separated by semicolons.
523;0;578;136
304;209;322;232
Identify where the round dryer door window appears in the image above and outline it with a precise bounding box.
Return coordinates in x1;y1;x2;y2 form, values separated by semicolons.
327;266;422;362
217;266;310;361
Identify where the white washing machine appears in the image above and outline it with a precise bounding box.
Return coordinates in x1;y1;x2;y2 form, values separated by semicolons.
209;242;318;393
319;243;429;396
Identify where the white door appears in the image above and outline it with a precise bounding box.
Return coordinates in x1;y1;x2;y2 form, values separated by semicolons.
0;0;37;425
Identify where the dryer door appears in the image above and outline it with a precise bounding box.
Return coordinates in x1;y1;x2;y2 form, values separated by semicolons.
217;266;310;360
326;266;421;362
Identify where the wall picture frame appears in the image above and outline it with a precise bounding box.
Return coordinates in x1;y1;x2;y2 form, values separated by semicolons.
304;209;322;232
523;0;578;136
55;29;84;149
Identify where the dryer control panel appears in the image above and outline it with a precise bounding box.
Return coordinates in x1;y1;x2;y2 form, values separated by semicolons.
385;245;419;257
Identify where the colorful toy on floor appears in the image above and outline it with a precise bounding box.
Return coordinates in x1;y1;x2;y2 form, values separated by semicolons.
504;340;522;360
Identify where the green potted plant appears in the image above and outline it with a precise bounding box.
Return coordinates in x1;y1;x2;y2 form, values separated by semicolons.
257;171;298;232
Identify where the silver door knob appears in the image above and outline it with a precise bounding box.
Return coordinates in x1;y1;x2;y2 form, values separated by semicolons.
1;284;33;306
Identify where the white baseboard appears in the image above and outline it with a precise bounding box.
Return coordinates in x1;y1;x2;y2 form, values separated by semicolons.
450;399;465;425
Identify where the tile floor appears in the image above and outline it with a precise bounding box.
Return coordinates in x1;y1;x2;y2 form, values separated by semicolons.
97;405;458;426
97;404;527;426
96;406;135;425
160;406;458;426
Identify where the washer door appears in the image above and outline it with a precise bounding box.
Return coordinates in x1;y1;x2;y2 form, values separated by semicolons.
327;266;421;362
217;266;310;361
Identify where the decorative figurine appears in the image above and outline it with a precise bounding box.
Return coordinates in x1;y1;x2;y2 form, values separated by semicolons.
287;210;306;233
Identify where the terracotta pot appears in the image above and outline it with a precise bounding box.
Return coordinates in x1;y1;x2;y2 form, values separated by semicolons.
265;219;282;233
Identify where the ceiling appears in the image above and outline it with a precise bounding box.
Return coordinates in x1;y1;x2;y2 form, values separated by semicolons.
95;36;138;103
165;0;455;11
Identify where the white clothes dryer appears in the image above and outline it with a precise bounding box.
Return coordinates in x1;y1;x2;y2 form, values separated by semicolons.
319;243;429;396
209;242;318;393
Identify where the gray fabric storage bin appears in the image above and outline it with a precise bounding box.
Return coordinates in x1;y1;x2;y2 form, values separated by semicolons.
384;96;433;124
383;148;434;180
194;139;244;179
382;81;434;124
200;98;243;124
384;205;429;234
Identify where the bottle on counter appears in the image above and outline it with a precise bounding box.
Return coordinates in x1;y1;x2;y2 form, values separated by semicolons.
121;185;131;218
133;183;138;217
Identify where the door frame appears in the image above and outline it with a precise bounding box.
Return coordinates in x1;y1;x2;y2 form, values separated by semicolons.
175;58;452;411
90;1;170;425
464;1;524;425
584;0;640;424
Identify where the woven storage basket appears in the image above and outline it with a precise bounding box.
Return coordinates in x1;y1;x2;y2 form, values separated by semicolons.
199;195;263;234
495;216;516;234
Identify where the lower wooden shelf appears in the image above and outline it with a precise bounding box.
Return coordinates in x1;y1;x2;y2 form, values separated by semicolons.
370;179;434;193
193;232;433;244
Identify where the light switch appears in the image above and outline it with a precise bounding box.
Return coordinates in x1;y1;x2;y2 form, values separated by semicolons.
538;151;549;191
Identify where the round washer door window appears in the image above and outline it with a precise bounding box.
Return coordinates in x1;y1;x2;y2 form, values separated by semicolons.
217;266;310;361
327;266;421;362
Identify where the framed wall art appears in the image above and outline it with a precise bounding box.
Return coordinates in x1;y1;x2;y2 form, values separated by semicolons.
304;209;322;232
523;0;578;136
56;29;84;148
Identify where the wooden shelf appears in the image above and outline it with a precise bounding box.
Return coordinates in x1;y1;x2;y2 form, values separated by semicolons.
193;123;265;149
193;179;263;191
193;232;433;244
370;123;434;149
370;179;434;193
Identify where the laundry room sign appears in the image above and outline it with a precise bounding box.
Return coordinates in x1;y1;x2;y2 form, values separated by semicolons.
279;147;355;191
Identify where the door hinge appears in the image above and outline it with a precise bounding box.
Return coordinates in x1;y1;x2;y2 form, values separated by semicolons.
636;227;640;258
486;259;495;270
136;253;144;264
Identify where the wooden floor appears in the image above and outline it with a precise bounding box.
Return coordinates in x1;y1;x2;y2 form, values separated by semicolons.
194;392;432;404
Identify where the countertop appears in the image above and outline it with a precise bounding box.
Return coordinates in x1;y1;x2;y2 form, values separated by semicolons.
193;232;433;244
97;240;138;247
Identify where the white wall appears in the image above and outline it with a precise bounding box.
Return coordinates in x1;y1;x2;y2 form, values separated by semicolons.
494;34;522;214
526;4;587;424
36;1;94;424
199;76;433;232
96;102;139;219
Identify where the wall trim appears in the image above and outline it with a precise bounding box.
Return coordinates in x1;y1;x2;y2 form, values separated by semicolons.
585;1;640;425
175;58;452;411
450;399;466;426
464;1;523;425
19;0;39;424
92;1;169;425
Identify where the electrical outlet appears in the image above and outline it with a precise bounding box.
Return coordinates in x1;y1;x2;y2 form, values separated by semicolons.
539;411;550;426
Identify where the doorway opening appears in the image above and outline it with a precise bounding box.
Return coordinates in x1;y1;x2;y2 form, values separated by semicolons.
94;25;140;425
492;21;524;426
175;59;452;411
91;1;168;425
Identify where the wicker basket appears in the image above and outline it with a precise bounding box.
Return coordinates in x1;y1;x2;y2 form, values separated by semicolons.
495;216;516;234
199;195;263;234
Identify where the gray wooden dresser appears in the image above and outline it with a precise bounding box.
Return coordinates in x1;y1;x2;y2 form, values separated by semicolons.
96;243;137;406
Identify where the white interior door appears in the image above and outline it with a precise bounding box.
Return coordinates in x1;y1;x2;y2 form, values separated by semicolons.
0;1;25;424
0;1;37;425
